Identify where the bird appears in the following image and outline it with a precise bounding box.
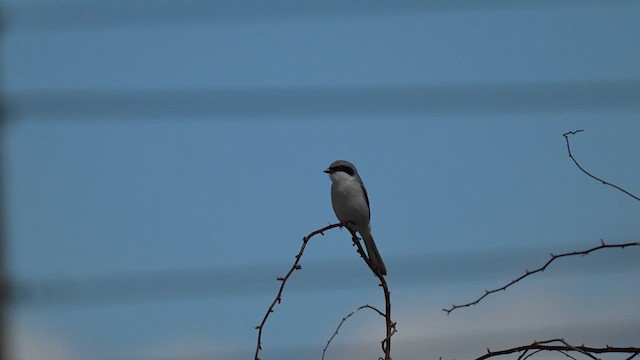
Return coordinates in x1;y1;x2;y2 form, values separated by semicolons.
324;160;387;276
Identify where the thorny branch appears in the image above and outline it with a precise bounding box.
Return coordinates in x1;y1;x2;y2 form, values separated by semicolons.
444;130;640;314
254;223;395;360
476;338;640;360
563;129;640;202
321;304;387;360
254;223;342;360
453;131;639;360
443;239;639;314
346;228;396;360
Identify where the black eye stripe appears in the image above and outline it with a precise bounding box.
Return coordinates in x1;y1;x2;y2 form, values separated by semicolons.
332;165;355;176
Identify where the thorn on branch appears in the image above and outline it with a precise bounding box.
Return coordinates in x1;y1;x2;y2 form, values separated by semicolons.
294;264;302;270
562;129;585;137
277;277;284;281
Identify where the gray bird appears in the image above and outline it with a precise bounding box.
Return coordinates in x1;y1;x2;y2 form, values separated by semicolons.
324;160;387;276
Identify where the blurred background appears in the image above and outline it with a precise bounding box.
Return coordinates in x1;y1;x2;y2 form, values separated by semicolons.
1;1;640;359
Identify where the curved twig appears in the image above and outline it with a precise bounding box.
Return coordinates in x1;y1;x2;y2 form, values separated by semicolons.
321;304;386;360
254;223;342;360
563;129;640;201
443;240;639;314
254;223;395;360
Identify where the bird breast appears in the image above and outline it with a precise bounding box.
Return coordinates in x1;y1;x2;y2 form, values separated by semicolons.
331;178;370;228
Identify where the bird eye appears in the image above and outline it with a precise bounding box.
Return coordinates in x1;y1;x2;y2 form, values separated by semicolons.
335;165;355;176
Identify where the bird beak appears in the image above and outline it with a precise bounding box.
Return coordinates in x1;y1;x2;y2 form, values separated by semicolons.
323;168;331;174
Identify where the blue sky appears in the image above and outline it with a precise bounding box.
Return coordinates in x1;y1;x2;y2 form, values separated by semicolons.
3;2;640;360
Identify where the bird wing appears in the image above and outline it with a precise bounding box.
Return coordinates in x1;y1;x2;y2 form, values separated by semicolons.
360;182;371;220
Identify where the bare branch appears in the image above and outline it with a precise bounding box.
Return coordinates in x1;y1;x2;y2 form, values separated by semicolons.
254;223;395;360
557;350;580;360
563;129;640;201
322;304;386;360
347;230;396;360
254;223;342;360
625;353;639;360
516;349;531;360
476;339;639;360
552;338;600;360
443;240;639;314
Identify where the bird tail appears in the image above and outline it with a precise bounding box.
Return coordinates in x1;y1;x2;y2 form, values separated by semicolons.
361;229;387;276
